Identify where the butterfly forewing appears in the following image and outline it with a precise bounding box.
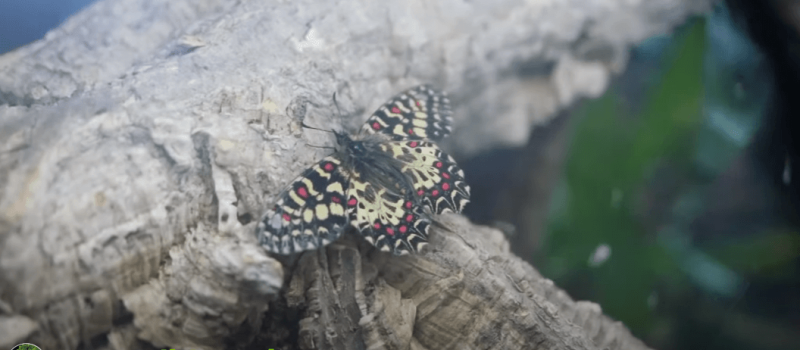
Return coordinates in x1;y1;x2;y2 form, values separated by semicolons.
360;85;453;141
256;156;352;254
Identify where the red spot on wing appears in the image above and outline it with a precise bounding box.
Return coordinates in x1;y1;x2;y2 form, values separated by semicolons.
374;222;381;229
372;122;381;130
348;197;358;207
386;228;395;235
432;189;440;196
323;163;335;172
435;161;443;168
409;141;418;147
297;186;309;198
417;189;424;196
282;213;291;222
406;214;413;222
408;129;414;135
442;172;450;179
405;201;412;209
399;225;408;233
331;196;341;203
391;106;401;114
416;101;422;107
443;183;450;190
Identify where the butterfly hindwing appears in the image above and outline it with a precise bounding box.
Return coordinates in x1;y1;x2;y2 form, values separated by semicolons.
380;140;471;214
256;157;351;254
360;85;452;141
345;172;431;255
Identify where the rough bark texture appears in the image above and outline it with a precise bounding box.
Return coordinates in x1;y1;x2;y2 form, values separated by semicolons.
279;214;653;350
0;0;712;349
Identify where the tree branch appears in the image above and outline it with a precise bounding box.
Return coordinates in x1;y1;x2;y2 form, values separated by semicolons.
0;0;713;349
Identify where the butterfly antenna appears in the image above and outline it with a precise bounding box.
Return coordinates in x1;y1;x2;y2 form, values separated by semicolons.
300;121;336;135
333;92;343;118
306;144;335;150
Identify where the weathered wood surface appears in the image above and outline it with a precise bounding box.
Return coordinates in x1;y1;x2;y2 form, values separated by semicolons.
0;0;712;349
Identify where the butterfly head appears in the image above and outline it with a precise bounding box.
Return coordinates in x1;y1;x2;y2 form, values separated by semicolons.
334;131;371;158
333;130;352;147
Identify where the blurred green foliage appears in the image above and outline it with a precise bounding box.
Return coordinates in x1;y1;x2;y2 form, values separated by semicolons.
545;20;707;334
545;11;800;349
709;230;800;278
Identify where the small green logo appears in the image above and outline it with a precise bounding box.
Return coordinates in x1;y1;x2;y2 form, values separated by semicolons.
11;344;42;350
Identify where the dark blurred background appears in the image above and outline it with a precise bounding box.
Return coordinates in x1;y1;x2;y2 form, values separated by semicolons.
463;1;800;349
3;1;798;349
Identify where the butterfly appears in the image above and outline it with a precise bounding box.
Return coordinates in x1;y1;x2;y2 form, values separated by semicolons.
255;85;470;255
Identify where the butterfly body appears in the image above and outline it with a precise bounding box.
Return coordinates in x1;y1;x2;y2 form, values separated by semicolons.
257;85;470;255
334;132;417;199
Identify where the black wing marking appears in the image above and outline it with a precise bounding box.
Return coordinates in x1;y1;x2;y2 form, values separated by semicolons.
360;85;453;141
256;156;352;254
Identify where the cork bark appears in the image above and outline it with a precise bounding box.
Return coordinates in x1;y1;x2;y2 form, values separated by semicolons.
0;0;713;349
